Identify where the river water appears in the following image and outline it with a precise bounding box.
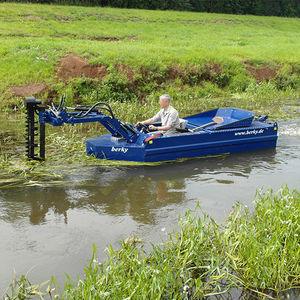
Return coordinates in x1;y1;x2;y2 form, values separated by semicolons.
0;115;299;295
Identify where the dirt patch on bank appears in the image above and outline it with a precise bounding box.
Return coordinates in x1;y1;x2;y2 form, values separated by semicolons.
115;63;135;82
10;83;47;97
0;33;137;42
205;63;222;79
245;63;278;82
91;35;137;42
55;53;108;82
180;18;238;25
0;33;38;38
52;34;137;42
92;36;121;41
23;14;44;21
167;64;185;80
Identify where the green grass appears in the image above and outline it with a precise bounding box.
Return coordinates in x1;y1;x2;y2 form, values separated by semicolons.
224;189;300;293
3;187;300;299
0;3;299;109
0;3;299;185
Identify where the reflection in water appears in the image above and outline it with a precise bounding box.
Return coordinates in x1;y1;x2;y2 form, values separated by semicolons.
29;191;70;225
0;148;278;226
156;181;168;202
0;171;187;226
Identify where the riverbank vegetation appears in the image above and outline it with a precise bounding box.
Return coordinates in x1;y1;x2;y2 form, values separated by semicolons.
1;91;298;188
3;186;300;299
0;3;299;111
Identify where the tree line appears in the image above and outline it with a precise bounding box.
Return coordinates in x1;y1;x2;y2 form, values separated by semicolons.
4;0;300;17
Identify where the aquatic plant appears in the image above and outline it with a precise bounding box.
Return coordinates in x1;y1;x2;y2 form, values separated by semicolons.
224;187;300;293
4;187;298;299
3;271;48;300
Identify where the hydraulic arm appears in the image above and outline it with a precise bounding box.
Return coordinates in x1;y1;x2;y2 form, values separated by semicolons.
25;95;140;160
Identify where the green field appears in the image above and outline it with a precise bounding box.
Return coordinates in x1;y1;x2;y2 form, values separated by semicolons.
0;3;300;110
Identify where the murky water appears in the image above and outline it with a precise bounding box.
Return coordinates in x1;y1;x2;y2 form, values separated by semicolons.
0;115;299;295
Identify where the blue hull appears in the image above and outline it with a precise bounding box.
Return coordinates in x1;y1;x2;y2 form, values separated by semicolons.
86;120;278;162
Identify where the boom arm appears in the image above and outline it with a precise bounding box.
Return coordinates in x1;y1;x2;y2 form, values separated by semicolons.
41;109;139;142
25;96;140;160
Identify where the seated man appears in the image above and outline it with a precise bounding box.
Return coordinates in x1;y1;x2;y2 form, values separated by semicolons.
135;94;180;136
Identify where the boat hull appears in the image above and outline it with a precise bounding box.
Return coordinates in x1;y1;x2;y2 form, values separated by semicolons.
86;121;278;162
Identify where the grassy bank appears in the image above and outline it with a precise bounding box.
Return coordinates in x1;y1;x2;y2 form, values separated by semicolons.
1;3;300;186
0;3;299;110
3;186;300;299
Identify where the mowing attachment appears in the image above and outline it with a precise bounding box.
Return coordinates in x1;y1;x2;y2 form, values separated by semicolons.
25;97;46;160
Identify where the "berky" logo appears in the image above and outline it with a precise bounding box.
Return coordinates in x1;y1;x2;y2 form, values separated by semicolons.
235;129;264;136
111;147;128;153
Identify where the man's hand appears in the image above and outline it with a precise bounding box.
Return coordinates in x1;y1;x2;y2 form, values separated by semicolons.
135;122;142;128
149;125;157;131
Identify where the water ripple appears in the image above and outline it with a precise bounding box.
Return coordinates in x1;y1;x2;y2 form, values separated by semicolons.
279;120;300;136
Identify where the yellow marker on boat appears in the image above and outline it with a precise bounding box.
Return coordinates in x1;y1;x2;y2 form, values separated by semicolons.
149;140;153;144
274;127;277;130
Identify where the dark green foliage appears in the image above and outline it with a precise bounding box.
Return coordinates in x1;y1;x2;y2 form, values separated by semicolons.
96;72;136;102
69;73;137;103
2;0;299;17
273;64;300;90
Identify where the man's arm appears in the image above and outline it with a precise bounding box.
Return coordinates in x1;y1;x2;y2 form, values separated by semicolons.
149;124;171;131
135;118;153;127
135;111;161;127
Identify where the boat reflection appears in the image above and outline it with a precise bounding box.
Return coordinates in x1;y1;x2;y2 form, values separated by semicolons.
0;148;277;226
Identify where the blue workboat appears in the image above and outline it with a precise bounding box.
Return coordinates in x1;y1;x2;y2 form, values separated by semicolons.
86;108;277;162
25;96;278;162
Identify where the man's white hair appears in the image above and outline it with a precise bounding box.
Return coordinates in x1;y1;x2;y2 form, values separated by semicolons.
160;94;171;102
